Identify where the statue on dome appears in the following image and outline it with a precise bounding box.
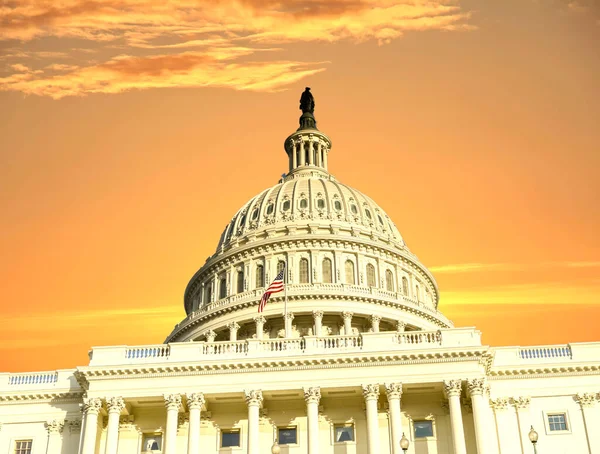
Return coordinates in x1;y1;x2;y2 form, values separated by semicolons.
299;87;315;114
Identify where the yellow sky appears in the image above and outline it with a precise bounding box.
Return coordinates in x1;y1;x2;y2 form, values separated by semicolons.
1;0;599;372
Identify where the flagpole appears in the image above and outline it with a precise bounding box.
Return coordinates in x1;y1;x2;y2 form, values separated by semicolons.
284;261;289;338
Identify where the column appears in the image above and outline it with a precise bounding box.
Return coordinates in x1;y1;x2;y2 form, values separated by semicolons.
315;142;322;167
284;312;294;338
323;148;328;171
575;393;600;454
227;321;240;341
299;139;306;166
304;387;321;454
308;137;314;165
45;420;64;454
490;398;519;454
385;383;403;454
313;310;324;336
81;397;102;454
362;384;381;454
292;141;298;169
467;378;492;454
512;396;531;454
204;330;216;342
163;394;182;454
396;321;406;333
443;380;467;454
245;390;263;454
187;393;205;454
254;315;266;340
104;397;125;454
342;311;353;335
370;315;381;333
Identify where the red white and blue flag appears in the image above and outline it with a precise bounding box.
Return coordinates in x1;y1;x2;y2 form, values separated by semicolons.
258;269;285;313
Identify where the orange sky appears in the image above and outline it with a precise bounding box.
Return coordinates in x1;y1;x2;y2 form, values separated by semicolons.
1;0;599;372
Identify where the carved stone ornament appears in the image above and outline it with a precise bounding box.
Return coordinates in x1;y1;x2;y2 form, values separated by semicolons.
253;315;266;325
83;397;102;415
489;398;509;411
106;397;126;414
385;383;403;401
443;380;462;398
467;378;486;397
164;394;182;411
575;393;597;408
304;387;321;404
342;311;354;321
45;420;64;434
284;312;295;321
204;330;216;342
227;321;240;332
511;396;531;410
245;390;263;407
396;321;407;333
362;384;380;401
312;310;324;320
119;415;135;430
186;393;205;410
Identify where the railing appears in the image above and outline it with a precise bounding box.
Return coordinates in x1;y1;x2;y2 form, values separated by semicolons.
259;338;305;352
125;345;171;359
313;335;362;349
396;331;442;345
7;371;58;385
519;345;572;360
201;341;248;355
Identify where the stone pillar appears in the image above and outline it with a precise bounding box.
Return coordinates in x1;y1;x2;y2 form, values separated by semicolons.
45;420;64;454
385;383;403;454
467;379;491;454
342;311;353;335
443;380;467;454
245;390;263;454
292;141;298;169
104;397;125;454
362;384;381;454
396;321;406;333
284;312;294;338
575;393;600;454
253;316;266;340
511;396;531;454
81;397;102;454
227;321;240;341
299;140;306;166
315;142;322;167
370;315;381;333
490;398;516;454
308;137;314;165
313;310;324;336
323;148;328;171
163;394;182;454
187;393;205;454
304;387;321;454
204;330;216;342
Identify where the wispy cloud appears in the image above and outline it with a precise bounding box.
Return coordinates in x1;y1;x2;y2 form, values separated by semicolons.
430;261;600;274
0;0;474;98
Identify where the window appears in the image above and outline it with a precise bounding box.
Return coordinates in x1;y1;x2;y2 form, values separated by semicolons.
365;209;372;220
317;199;325;209
300;198;308;209
251;208;259;220
221;429;241;447
237;270;244;293
219;278;227;299
386;269;394;291
142;435;162;452
548;413;568;432
299;258;309;284
239;213;246;227
278;427;297;445
377;214;384;225
350;204;358;214
266;203;274;215
334;200;342;211
255;264;264;288
334;424;355;442
414;420;434;438
366;264;376;287
322;258;333;283
205;283;213;303
282;200;291;211
345;260;355;285
14;440;32;454
402;277;408;296
277;260;286;275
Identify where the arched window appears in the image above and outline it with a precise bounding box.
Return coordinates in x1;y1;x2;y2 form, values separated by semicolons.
365;209;372;220
266;203;274;215
322;258;332;283
317;199;325;209
251;208;259;220
277;260;286;275
300;198;308;209
299;258;309;284
366;264;376;287
402;277;408;296
282;200;291;211
255;264;264;288
237;269;244;293
219;277;227;299
334;200;342;211
205;282;213;303
386;270;394;292
345;260;355;285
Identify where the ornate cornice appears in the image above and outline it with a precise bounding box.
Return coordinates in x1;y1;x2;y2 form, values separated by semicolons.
0;391;83;403
489;364;600;379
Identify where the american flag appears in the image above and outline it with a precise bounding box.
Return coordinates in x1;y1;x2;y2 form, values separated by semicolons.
258;269;285;313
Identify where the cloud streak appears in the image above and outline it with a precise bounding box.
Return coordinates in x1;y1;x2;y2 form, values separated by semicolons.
430;261;600;274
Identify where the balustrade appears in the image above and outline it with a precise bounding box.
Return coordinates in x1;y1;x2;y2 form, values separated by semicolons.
518;345;572;360
259;338;305;352
396;331;442;345
125;345;170;359
8;371;58;385
202;340;248;355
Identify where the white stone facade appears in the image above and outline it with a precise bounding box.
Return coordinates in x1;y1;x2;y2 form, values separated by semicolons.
1;92;599;454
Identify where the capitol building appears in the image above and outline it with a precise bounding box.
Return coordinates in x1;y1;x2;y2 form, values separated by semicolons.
1;89;600;454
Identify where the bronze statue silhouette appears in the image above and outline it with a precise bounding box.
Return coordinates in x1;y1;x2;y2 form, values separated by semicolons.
299;87;315;114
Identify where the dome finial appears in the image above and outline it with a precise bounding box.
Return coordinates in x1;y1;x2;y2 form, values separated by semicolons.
298;87;317;130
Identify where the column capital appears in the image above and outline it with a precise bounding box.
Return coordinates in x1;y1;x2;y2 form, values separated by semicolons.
489;397;510;411
304;387;321;405
511;396;531;410
362;384;380;401
466;378;487;397
227;321;240;332
396;321;407;332
312;310;324;319
82;397;102;415
575;393;597;408
245;389;263;407
385;383;403;400
253;315;266;324
204;330;216;342
45;420;64;434
342;311;354;321
284;312;295;321
370;315;382;323
106;397;126;414
164;394;182;411
443;379;462;398
186;393;205;410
